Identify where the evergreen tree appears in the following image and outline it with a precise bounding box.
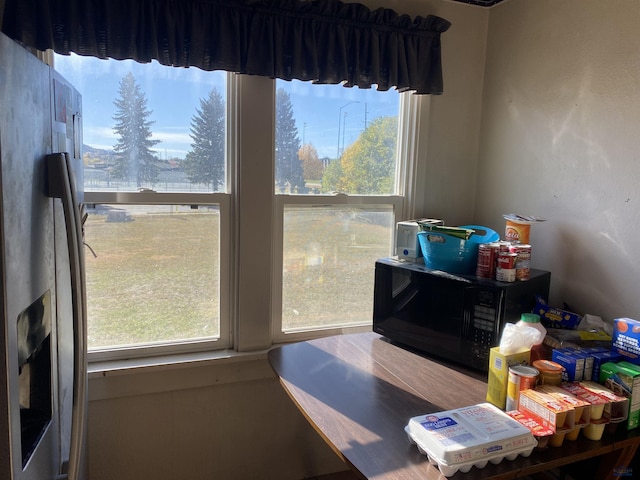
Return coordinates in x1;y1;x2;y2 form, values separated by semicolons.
275;88;305;191
112;72;160;187
183;88;225;190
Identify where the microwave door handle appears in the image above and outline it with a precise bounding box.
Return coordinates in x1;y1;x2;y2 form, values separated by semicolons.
47;152;87;480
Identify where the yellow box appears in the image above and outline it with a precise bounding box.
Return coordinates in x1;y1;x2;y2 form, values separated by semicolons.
486;346;531;409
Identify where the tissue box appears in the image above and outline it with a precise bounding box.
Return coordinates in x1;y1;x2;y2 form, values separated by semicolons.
612;318;640;364
486;347;531;409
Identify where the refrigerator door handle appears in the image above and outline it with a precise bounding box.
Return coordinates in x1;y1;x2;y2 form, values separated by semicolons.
47;152;87;480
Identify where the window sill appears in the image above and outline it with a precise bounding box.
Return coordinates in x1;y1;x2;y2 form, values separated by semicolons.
88;348;275;401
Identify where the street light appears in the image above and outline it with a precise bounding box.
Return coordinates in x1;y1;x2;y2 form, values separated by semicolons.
336;101;359;159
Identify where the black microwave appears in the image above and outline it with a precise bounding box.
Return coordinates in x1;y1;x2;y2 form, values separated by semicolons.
373;257;551;371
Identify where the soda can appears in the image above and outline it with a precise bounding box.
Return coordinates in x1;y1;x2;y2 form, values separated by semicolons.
510;244;532;281
496;252;517;282
476;243;497;278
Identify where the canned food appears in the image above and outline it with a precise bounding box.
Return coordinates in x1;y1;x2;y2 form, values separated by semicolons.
510;244;532;281
506;365;539;411
496;252;517;282
476;243;498;279
496;241;512;253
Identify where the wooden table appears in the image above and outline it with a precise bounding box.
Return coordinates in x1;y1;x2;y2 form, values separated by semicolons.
268;332;640;480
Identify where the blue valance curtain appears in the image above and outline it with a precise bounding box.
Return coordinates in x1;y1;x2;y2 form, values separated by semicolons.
1;0;451;94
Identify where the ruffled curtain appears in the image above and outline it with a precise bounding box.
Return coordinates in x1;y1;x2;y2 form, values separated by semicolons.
1;0;451;94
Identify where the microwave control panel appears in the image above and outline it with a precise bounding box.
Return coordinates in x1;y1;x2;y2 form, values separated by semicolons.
470;288;503;359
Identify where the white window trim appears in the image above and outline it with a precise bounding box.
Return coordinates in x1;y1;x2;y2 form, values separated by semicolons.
83;191;233;362
81;71;427;363
269;92;423;345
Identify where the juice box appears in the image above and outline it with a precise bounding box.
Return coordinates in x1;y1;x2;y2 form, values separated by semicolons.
486;346;531;409
612;318;640;364
599;361;640;430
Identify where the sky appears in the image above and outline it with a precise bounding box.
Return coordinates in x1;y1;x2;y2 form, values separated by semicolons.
53;53;399;160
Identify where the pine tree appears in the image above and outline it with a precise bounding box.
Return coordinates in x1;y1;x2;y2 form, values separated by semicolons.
112;72;160;187
183;88;225;190
275;88;305;192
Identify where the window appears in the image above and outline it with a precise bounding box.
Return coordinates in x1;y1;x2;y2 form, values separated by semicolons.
54;54;419;359
272;80;404;340
54;54;231;358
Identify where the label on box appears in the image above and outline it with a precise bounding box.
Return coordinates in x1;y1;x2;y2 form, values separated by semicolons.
613;318;640;363
518;389;575;432
486;347;531;410
600;362;640;430
552;350;584;382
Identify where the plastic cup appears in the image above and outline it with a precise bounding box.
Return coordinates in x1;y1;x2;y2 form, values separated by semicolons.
583;423;606;441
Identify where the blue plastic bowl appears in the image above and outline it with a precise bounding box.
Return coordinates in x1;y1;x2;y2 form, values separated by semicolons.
417;225;499;274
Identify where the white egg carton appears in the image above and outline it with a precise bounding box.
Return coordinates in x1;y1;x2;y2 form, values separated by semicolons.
405;402;537;477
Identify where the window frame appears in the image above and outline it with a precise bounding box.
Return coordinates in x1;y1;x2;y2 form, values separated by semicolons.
83;192;233;362
270;92;422;344
72;63;425;361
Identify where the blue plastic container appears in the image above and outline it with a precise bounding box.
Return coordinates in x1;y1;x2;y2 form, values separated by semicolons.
417;225;499;274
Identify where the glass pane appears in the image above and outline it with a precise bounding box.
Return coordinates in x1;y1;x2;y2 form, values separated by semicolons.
282;206;394;331
84;204;220;349
54;53;227;193
275;80;399;195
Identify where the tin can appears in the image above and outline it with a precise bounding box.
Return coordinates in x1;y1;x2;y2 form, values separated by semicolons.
506;365;539;411
476;243;498;279
496;252;517;282
509;244;532;281
496;240;512;253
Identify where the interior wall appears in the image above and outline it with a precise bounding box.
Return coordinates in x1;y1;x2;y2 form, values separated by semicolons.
475;0;640;323
88;358;348;480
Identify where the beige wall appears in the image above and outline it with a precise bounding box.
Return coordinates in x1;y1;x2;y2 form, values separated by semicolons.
88;358;345;480
475;0;640;321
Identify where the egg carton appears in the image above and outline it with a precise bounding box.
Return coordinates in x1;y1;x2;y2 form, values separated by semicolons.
405;403;537;477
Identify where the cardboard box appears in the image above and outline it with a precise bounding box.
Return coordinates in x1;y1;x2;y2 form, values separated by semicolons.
552;349;584;382
534;296;582;330
578;381;629;424
590;350;623;382
518;388;575;433
563;348;594;382
486;346;531;409
560;382;610;422
612;318;640;364
535;385;591;426
600;361;640;430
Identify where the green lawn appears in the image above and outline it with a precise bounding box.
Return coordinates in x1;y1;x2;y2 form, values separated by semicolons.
85;206;392;349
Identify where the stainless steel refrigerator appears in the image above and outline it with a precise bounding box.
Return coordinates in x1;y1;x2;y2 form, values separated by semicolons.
0;32;87;480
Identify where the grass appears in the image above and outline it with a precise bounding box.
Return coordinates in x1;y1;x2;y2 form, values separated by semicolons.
84;206;392;349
